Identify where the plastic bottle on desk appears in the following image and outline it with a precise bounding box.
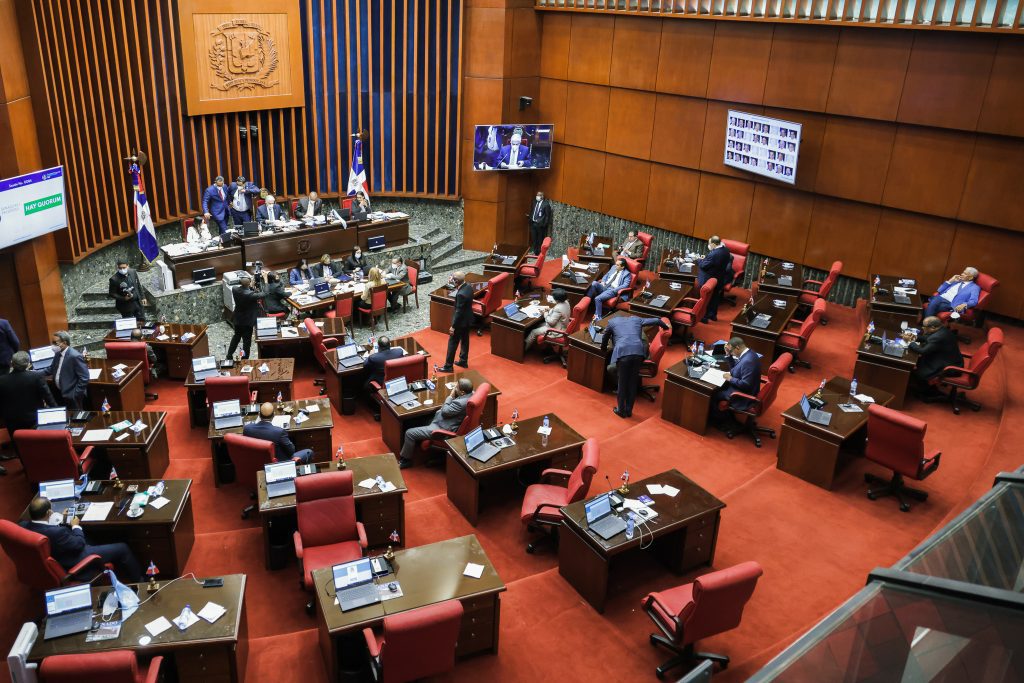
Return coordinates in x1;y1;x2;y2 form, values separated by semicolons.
850;378;858;397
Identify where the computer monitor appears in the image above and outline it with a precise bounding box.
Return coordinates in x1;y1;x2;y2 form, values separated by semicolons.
113;317;137;338
192;266;216;284
367;235;385;251
385;377;408;397
39;478;76;502
212;399;241;419
44;584;91;617
333;557;374;590
464;426;485;452
799;394;811;419
192;355;217;373
256;317;277;332
37;407;67;428
264;461;297;483
28;346;55;370
314;281;331;297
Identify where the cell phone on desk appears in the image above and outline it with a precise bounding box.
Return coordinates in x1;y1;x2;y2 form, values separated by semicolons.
202;577;224;588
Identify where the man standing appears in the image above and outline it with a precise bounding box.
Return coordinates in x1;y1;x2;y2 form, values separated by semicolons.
711;338;761;426
924;267;981;319
227;175;259;227
698;236;732;323
527;191;552;255
397;377;474;468
585;258;632;319
108;260;147;321
47;331;89;410
0;351;57;474
242;403;314;463
0;316;19;374
601;316;669;418
256;195;288;223
383;257;412;313
295;191;323;219
908;316;963;392
442;272;473;372
227;274;261;360
202;175;231;235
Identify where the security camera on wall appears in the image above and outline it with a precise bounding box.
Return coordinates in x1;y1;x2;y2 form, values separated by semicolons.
473;124;554;171
724;110;801;185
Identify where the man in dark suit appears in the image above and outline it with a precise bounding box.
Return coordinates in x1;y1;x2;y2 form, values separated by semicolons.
527;191;552;255
108;260;147;321
202;175;231;234
601;316;670;418
227;175;259;226
227;274;261;359
442;272;473;372
262;271;290;315
908;316;963;392
22;496;141;580
498;129;530;169
242;402;313;463
711;337;761;426
0;351;56;472
364;336;404;391
313;253;342;280
398;377;473;468
295;191;323;219
256;195;288;223
0;316;20;374
697;235;733;323
47;331;89;410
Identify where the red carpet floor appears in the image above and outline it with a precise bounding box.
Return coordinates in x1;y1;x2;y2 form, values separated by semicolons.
1;264;1021;682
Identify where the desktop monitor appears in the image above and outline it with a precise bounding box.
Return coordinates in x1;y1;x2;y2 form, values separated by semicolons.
256;317;278;332
113;317;137;338
39;478;76;502
28;345;55;370
37;407;67;428
192;266;216;284
265;460;297;483
192;355;217;373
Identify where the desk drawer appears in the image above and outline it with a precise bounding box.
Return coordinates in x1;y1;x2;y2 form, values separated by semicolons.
123;525;170;541
682;516;715;569
457;618;494;656
175;646;231;679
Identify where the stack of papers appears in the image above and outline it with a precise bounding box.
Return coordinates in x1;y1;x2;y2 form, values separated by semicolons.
700;368;728;387
293;412;309;425
82;429;114;442
82;501;114;521
647;484;680;497
88;369;103;380
112;363;128;372
271;415;291;428
305;403;320;413
198;602;227;623
463;563;485;579
853;393;875;403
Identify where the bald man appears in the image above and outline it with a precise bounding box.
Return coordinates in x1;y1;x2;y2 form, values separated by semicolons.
398;377;474;468
242;402;314;463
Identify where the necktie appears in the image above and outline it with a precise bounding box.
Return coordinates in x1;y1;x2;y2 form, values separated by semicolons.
219;187;224;201
511;147;517;165
533;202;541;221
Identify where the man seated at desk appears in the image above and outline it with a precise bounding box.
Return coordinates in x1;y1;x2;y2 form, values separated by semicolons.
22;495;142;581
295;191;323;219
584;257;632;319
617;231;644;260
345;246;371;277
710;337;761;429
256;194;288;223
364;337;404;418
243;402;314;464
905;316;963;396
924;267;981;319
130;328;160;379
262;271;290;316
314;253;343;280
397;377;474;469
383;257;412;313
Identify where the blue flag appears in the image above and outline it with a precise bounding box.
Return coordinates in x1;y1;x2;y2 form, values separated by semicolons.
130;163;159;262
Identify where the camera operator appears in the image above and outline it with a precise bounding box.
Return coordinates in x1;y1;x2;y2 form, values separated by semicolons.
226;272;263;360
108;259;147;321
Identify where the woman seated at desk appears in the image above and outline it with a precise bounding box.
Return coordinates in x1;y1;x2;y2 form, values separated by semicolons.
186;215;212;244
289;259;313;286
345;247;371;277
361;267;386;306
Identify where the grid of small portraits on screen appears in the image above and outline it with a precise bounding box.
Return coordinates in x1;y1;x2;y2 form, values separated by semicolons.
724;111;801;184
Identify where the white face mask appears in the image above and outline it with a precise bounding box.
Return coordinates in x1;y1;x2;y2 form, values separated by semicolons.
119;268;128;275
546;295;555;304
51;343;62;353
355;251;362;258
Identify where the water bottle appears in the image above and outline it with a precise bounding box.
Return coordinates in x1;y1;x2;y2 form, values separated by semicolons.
850;378;858;397
697;341;705;358
542;415;550;431
153;480;165;497
625;512;635;540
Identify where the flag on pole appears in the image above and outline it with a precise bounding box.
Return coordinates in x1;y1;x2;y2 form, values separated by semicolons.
346;139;369;200
129;163;159;262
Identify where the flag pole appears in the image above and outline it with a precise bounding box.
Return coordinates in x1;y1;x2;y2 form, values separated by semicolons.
126;150;154;272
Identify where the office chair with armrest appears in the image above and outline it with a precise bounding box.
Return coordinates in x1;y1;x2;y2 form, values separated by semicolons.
639;321;672;400
633;231;653;266
402;260;420;311
670;278;716;345
224;433;274;519
864;404;941;512
13;430;94;486
0;520;109;591
642;561;764;679
356;284;389;331
720;239;749;306
305;317;339;393
722;353;792;448
205;375;258;406
291;200;300;215
362;600;463;683
929;326;1003;415
932;272;999;342
521;438;599;553
38;650;163;683
537;296;590;368
370;354;429;415
294;471;366;611
798;260;841;325
104;341;158;400
472;273;510;336
515;237;551;292
324;289;354;326
180;218;194;242
776;298;826;372
605;257;642;312
418;383;490;458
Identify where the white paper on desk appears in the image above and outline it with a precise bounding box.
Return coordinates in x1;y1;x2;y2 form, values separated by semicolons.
423;399;434;406
149;496;171;510
660;485;680;497
463;562;485;579
258;363;270;374
88;369;102;380
647;484;663;495
144;616;172;637
537;425;552;436
281;327;299;337
358;478;377;490
304;403;320;413
570;263;590;270
131;420;147;433
293;412;309;425
240;365;254;374
271;415;290;428
115;432;130;442
81;501;114;521
82;429;114;442
156;334;171;341
378;480;397;493
854;393;875;404
197;602;226;624
701;368;728;387
112;363;128;371
315;321;325;327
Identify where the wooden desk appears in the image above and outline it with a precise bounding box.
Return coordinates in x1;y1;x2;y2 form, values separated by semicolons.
105;324;210;380
356;216;410;251
730;295;799;372
288;280;408;318
657;249;699;286
86;359;145;412
314;535;504;682
29;574;248;683
630;279;691;318
428;273;490;333
482;243;527;298
488;298;545;363
162;244;243;288
256;455;407;569
576;233;614;266
237;220;356;272
661;358;723;435
444;414;585;525
566;310;637;393
549;263;609;309
379;370;501;456
559;469;725;613
72;411;169;480
254;318;348;362
207;398;333;487
323;337;429;416
868;273;923;320
852;315;920;410
776;377;895;489
185;358;295;428
757;259;804;297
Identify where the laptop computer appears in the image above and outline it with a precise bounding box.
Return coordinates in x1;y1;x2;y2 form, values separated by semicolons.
28;346;56;371
367;235;386;251
384;377;418;406
585;494;627;540
333;558;381;612
212;399;243;430
464;426;500;463
39;478;78;513
264;461;298;498
501;255;517;265
313;280;333;300
571;271;590;285
113;317;137;339
37;407;68;431
800;394;832;426
750;313;772;329
335;343;364;368
649;294;670;308
883;340;907;358
256;317;279;338
192;266;216;286
43;584;94;640
192;355;219;382
503;303;528;322
587;323;604;344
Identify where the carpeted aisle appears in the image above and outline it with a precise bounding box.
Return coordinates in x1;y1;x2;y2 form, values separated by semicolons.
1;265;1021;682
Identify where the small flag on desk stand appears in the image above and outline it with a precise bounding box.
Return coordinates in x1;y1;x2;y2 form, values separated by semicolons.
129;162;159;263
146;561;160;592
101;397;111;413
276;390;283;404
109;466;119;481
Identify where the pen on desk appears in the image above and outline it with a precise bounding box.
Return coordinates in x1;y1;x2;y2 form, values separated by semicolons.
117;496;131;516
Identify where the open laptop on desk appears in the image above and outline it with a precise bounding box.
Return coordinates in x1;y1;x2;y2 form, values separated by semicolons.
800;394;832;426
745;307;772;329
28;345;55;371
333;558;380;612
256;317;278;338
43;584;94;640
336;343;364;368
265;461;298;498
585;494;627;540
39;478;80;514
464;426;501;463
313;280;333;300
212;399;243;430
192;355;219;381
502;302;528;322
113;317;137;339
384;377;419;406
37;407;68;431
587;322;604;344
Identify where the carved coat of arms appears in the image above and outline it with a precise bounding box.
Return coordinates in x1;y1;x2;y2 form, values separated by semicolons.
208;19;279;92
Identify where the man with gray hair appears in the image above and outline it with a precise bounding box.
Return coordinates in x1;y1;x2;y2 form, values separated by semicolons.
925;266;982;319
47;331;89;410
710;337;761;427
256;194;287;223
0;351;57;474
397;377;474;469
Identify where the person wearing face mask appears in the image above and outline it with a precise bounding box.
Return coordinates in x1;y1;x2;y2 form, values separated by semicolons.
289;259;313;286
710;337;760;428
525;289;571;350
262;271;290;315
585;258;633;319
345;247;370;277
226;274;262;359
257;194;287;223
527;191;552;255
108;260;147;321
227;175;260;226
47;331;89;410
498;129;530;169
202;175;231;235
0;351;57;472
697;235;733;323
186;215;213;244
314;253;342;280
383;256;412;313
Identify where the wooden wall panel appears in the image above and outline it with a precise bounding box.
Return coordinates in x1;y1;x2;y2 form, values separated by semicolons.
706;22;773;105
826;28;912;121
763;107;826;195
463;198;504;252
566;14;612;85
805;196;881;279
700;100;763;179
946;224;1024;318
645;164;699;234
539;11;570;80
655;19;714;98
537;78;567;144
814;117;894;204
958;136;1024;233
609;16;661;91
563;82;609;149
977;37;1024;138
882;126;975;219
537;142;564;201
462;77;506;140
460;141;504;202
650;95;706;170
763;24;838;113
693;173;754;241
463;7;507;78
602;155;651;224
605;88;655;160
560;145;606;213
745;184;813;260
869;209;957;289
508;8;541;79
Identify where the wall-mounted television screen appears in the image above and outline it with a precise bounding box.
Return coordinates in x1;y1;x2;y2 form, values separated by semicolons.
473;124;554;171
0;166;67;250
724;110;801;185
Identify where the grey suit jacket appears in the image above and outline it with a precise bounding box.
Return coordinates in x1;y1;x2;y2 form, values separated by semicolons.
430;393;471;431
48;347;89;401
544;301;572;330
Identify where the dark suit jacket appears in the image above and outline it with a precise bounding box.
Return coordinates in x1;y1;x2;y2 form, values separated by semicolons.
0;369;56;432
364;347;404;388
242;419;296;461
108;270;143;308
498;143;530;168
232;286;262;327
698;245;733;289
345;254;369;274
910;326;964;379
202;184;230;221
721;350;761;410
295;197;323;218
314;261;342;279
528;199;552;229
21;520;90;571
0;318;19;366
262;281;290;314
227;182;259;212
451;283;474;329
601;317;667;364
48;347;89;402
256;203;287;222
430;393;471;431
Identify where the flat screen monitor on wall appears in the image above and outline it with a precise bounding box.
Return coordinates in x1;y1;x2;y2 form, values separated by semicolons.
473;124;554;171
0;166;67;250
724;110;801;185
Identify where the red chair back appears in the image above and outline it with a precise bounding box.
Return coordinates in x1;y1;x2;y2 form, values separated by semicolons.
866;404;929;478
224;433;275;490
479;274;509;316
973;273;999;316
291;200;300;214
636;231;653;262
648;323;670;365
727;253;748;290
566;439;600;504
13;430;83;484
405;260;419;293
720;239;749;257
693;278;717;320
0;519;71;591
384;354;427;382
205;375;253;404
455;383;490;436
565;297;591;337
304;318;330;370
295;471;359;548
333;290;355;319
378;600;464;683
38;650;155;683
535;237;551;269
794;299;826;346
967;327;1003;378
754;352;792;415
341;197;354;210
257;198;266;208
818;261;843;300
683;561;764;644
104;342;151;386
181;218;194;241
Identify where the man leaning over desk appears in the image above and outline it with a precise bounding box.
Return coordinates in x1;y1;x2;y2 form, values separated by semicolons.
710;337;761;429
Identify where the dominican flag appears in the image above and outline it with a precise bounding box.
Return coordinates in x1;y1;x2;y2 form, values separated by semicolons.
346;139;370;200
129;163;159;262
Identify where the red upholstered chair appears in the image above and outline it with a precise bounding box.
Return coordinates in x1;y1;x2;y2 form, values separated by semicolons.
325;289;355;326
723;352;792;448
642;561;764;679
369;354;429;412
419;383;490;456
181;218;194;242
0;520;108;591
256;198;266;209
38;651;163;683
515;237;550;291
362;600;463;683
636;231;653;264
933;272;999;340
864;404;941;511
799;260;841;325
670;278;716;344
341;197;354;211
224;433;274;519
471;273;509;335
776;298;826;372
604;257;642;312
291;199;300;215
639;321;672;400
294;471;366;609
13;430;94;486
931;326;1003;415
305;317;339;392
521;438;599;553
537;296;590;368
104;341;158;400
402;259;420;311
205;375;258;406
720;239;749;306
356;284;389;330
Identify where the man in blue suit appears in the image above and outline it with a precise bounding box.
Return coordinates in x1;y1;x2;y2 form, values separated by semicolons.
0;316;19;374
242;402;314;463
227;175;260;227
498;129;531;169
256;195;288;223
698;235;733;323
47;331;89;410
711;337;761;426
202;175;230;234
924;267;981;319
601;316;669;418
585;258;633;319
